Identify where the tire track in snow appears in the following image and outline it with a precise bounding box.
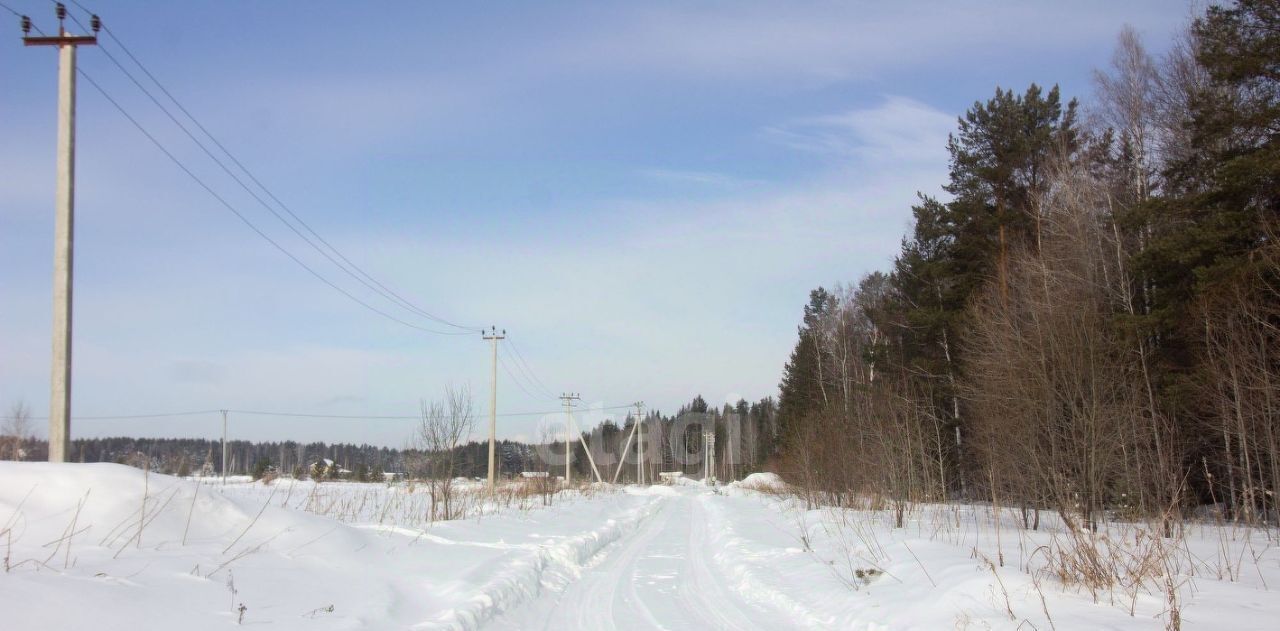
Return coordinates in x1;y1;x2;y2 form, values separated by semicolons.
697;493;833;628
488;488;795;630
542;495;675;630
415;496;664;630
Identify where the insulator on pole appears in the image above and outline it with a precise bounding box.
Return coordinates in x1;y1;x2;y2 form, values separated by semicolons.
55;3;66;21
21;15;31;34
91;15;101;33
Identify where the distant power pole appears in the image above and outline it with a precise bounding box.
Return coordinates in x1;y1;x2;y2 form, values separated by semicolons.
703;430;716;483
221;409;228;484
483;327;505;490
635;401;645;485
559;393;580;484
610;400;644;485
22;5;100;463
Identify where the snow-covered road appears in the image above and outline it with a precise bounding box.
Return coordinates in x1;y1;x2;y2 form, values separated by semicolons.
489;487;794;630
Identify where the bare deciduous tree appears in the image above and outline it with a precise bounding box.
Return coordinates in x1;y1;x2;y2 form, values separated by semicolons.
410;386;476;522
1197;229;1280;524
1094;25;1160;202
1;402;33;461
966;158;1150;532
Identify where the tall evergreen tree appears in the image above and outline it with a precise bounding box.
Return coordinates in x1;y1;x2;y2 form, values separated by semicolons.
1137;0;1279;398
886;85;1081;491
777;288;836;445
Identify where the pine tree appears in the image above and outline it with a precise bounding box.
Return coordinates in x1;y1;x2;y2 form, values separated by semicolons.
777;287;836;446
1136;0;1279;401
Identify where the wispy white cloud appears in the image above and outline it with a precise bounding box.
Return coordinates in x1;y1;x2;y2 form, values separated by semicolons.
533;1;1182;83
762;96;955;164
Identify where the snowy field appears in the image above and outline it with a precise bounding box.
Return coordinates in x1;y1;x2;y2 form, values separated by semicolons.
1;463;1277;629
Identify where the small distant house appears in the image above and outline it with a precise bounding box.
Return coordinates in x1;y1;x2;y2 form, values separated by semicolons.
311;458;351;479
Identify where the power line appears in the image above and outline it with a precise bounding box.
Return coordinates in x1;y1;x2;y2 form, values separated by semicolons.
234;405;634;419
60;8;480;335
2;409;220;421
3;3;46;35
75;69;470;336
1;405;635;421
498;352;546;401
505;336;559;399
19;5;607;429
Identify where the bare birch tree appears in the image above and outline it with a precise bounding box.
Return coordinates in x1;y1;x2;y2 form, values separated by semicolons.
1;402;33;461
967;158;1149;532
412;386;476;522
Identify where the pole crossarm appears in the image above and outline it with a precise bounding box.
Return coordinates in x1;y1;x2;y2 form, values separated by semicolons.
23;35;97;46
22;3;100;47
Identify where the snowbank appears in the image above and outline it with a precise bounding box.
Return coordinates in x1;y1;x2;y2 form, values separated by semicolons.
734;472;785;490
5;463;1276;629
699;489;1280;630
0;462;659;630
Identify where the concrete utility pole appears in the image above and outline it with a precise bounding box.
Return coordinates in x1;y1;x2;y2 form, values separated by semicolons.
559;393;580;485
221;409;228;484
23;5;99;463
725;411;735;481
635;401;645;485
704;430;716;484
483;327;505;490
610;401;645;485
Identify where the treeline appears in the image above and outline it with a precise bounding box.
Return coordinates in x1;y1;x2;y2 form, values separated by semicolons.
57;437;406;478
3;394;781;483
560;395;779;482
775;1;1279;529
2;435;570;480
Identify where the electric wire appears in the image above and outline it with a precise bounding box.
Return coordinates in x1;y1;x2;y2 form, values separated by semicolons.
497;352;546;401
4;3;46;35
235;405;636;419
20;4;609;418
102;33;482;333
504;337;559;399
503;347;558;401
61;9;479;336
2;409;220;421
0;405;635;421
76;69;468;336
503;349;555;401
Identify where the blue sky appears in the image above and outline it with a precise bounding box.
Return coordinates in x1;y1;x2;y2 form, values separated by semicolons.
1;1;1187;446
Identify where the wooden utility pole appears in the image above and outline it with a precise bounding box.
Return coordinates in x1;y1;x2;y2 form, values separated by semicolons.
483;327;505;490
23;5;99;463
560;393;580;485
